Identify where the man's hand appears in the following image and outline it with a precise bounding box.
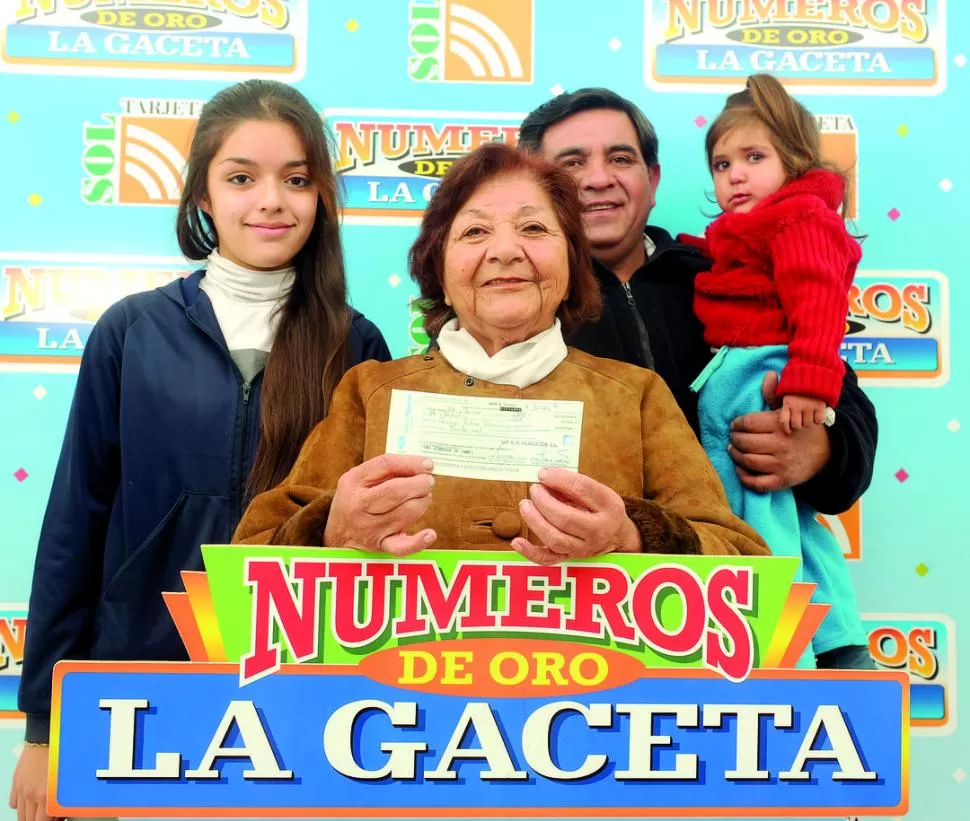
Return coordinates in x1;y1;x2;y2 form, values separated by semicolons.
728;371;832;493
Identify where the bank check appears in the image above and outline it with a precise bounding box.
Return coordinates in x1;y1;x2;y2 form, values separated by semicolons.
385;390;584;482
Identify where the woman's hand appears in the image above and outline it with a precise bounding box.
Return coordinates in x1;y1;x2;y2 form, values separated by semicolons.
323;454;438;555
512;468;641;565
9;744;54;821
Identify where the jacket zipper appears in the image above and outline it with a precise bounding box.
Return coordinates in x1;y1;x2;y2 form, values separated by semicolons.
621;280;654;369
612;241;700;368
235;380;254;524
185;310;253;528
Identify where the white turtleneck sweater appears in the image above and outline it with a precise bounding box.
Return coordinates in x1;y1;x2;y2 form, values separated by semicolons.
436;317;568;389
198;249;295;382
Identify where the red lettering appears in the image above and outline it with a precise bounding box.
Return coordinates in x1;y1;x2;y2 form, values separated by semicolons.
497;125;520;146
908;627;938;680
863;283;902;322
329;561;395;647
847;283;865;317
830;0;865;26
498;565;565;630
241;559;329;684
563;565;636;643
869;626;908;668
631;565;706;655
704;567;755;681
901;283;931;333
334;121;376;171
394;562;498;636
0;617;26;668
466;125;499;151
377;124;410;161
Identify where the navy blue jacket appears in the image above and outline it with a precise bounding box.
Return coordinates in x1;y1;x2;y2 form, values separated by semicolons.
19;271;391;741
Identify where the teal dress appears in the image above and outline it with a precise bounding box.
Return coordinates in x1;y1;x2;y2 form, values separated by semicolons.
692;344;868;667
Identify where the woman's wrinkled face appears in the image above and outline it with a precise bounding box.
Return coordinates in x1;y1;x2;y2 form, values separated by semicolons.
442;173;570;355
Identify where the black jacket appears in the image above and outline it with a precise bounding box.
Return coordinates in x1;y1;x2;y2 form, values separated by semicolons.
566;226;877;516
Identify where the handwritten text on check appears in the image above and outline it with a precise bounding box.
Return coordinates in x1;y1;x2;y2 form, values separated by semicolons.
385;390;584;482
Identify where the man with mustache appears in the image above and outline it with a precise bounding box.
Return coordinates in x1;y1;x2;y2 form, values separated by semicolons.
519;89;876;544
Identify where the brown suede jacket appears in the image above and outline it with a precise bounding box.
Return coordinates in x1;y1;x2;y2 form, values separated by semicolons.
232;348;768;556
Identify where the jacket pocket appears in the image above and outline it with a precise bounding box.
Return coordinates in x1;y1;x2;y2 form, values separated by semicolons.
98;492;228;659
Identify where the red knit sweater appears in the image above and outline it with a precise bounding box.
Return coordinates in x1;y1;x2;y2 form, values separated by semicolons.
681;169;861;407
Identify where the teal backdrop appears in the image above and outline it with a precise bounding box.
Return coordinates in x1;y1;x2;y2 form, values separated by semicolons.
0;1;966;818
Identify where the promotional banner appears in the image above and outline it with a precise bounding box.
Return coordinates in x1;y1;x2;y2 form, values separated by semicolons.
49;548;910;818
643;0;947;93
1;0;307;80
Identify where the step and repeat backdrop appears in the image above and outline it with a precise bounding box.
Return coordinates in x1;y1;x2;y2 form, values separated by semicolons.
0;1;966;818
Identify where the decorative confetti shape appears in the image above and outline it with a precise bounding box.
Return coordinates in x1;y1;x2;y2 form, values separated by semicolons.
7;111;19;124
11;742;23;760
32;385;47;400
387;274;401;288
948;419;961;433
345;19;359;33
894;468;909;482
955;768;967;784
955;54;967;69
28;193;42;207
14;468;28;483
608;38;623;52
915;563;928;577
940;178;953;193
896;124;909;137
694;115;707;128
549;84;565;96
887;207;901;221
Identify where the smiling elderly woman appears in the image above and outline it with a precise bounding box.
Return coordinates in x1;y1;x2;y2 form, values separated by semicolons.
233;143;767;561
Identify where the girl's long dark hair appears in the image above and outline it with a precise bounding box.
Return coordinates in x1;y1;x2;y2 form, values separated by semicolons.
176;79;351;497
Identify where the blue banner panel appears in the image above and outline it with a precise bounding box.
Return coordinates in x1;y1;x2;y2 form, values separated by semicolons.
51;662;909;818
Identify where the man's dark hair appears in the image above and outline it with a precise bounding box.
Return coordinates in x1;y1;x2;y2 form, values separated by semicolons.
519;88;660;167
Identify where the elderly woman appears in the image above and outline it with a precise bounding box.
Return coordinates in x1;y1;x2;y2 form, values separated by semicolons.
233;143;767;560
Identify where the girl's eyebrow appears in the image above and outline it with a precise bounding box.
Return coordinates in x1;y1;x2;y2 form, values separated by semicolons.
219;157;308;167
712;143;771;162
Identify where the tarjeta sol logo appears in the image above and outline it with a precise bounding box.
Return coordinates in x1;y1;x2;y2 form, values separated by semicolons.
81;98;201;207
0;254;191;367
407;0;534;83
841;271;949;387
644;0;946;94
407;297;431;356
2;0;306;79
327;109;522;222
